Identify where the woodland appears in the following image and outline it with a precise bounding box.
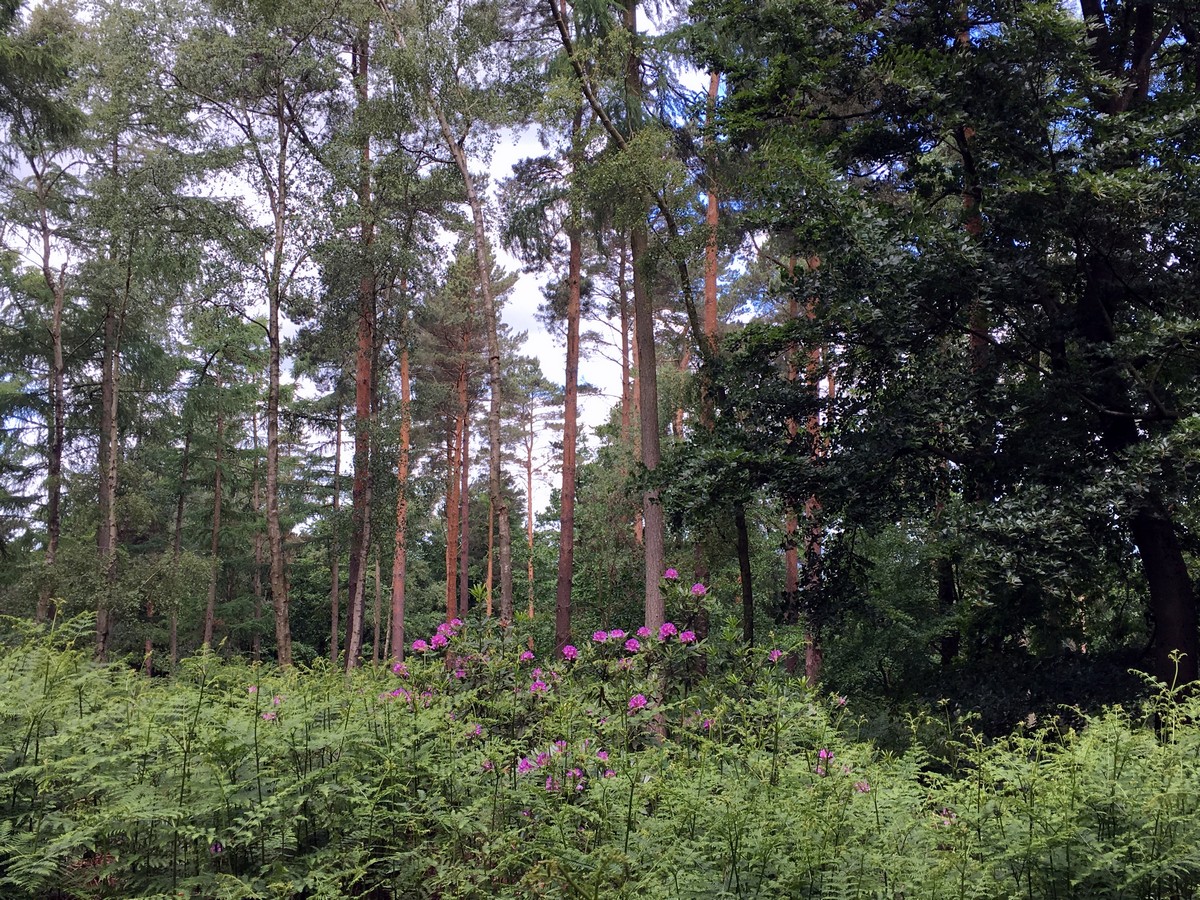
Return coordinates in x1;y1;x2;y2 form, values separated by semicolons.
1;0;1199;895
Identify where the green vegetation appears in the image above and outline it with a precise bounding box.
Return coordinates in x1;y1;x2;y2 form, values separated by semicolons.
3;616;1200;899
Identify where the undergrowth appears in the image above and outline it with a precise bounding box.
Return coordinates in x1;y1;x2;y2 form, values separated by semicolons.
2;614;1199;899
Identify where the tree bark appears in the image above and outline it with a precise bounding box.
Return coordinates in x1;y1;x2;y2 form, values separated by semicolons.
251;407;263;662
168;428;192;670
330;403;342;664
202;370;224;648
445;414;463;623
95;249;129;661
735;503;753;645
266;94;293;667
459;412;471;618
346;30;375;669
431;104;515;624
389;335;412;663
622;0;665;631
555;168;583;649
35;167;65;625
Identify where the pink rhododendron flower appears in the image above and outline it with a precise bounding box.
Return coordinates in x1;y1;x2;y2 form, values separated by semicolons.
529;680;549;694
624;638;640;653
562;645;578;660
836;695;848;707
453;668;466;679
430;633;448;649
520;650;534;662
855;781;871;793
604;768;616;778
536;752;551;767
658;622;678;640
679;630;696;643
517;757;534;774
702;718;714;730
592;630;608;642
663;567;678;580
769;649;783;662
412;639;429;652
608;628;626;640
691;582;707;596
818;748;834;760
545;776;560;792
554;740;567;752
637;626;651;638
450;617;463;628
261;711;276;721
596;750;609;761
272;695;283;706
248;686;258;694
628;693;647;710
391;662;408;677
814;766;826;776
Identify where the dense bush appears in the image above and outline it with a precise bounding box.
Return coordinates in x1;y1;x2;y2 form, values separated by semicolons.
2;615;1199;899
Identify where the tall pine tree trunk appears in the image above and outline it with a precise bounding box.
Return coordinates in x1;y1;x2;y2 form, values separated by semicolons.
330;404;342;664
346;30;375;669
459;415;471;618
622;0;665;631
203;370;224;648
36;169;65;625
555;152;583;646
432;104;515;623
266;96;293;667
389;336;411;662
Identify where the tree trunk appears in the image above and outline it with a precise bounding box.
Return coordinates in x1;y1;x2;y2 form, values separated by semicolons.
459;412;471;618
555;172;582;649
251;407;263;662
618;235;632;444
622;0;665;632
735;503;753;645
266;96;293;667
36;168;65;626
445;417;462;623
203;370;224;648
431;104;514;624
525;426;535;620
95;257;128;660
389;336;411;662
346;30;376;669
330;403;342;664
168;429;192;670
372;550;382;664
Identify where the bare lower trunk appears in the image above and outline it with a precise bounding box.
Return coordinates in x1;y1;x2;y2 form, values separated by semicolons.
203;374;224;648
735;503;753;644
445;420;462;623
459;419;470;618
346;32;375;669
632;221;664;631
37;180;65;625
266;97;293;667
432;103;513;623
372;550;382;664
251;405;263;662
554;197;582;649
330;404;342;664
96;284;125;660
389;339;411;662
